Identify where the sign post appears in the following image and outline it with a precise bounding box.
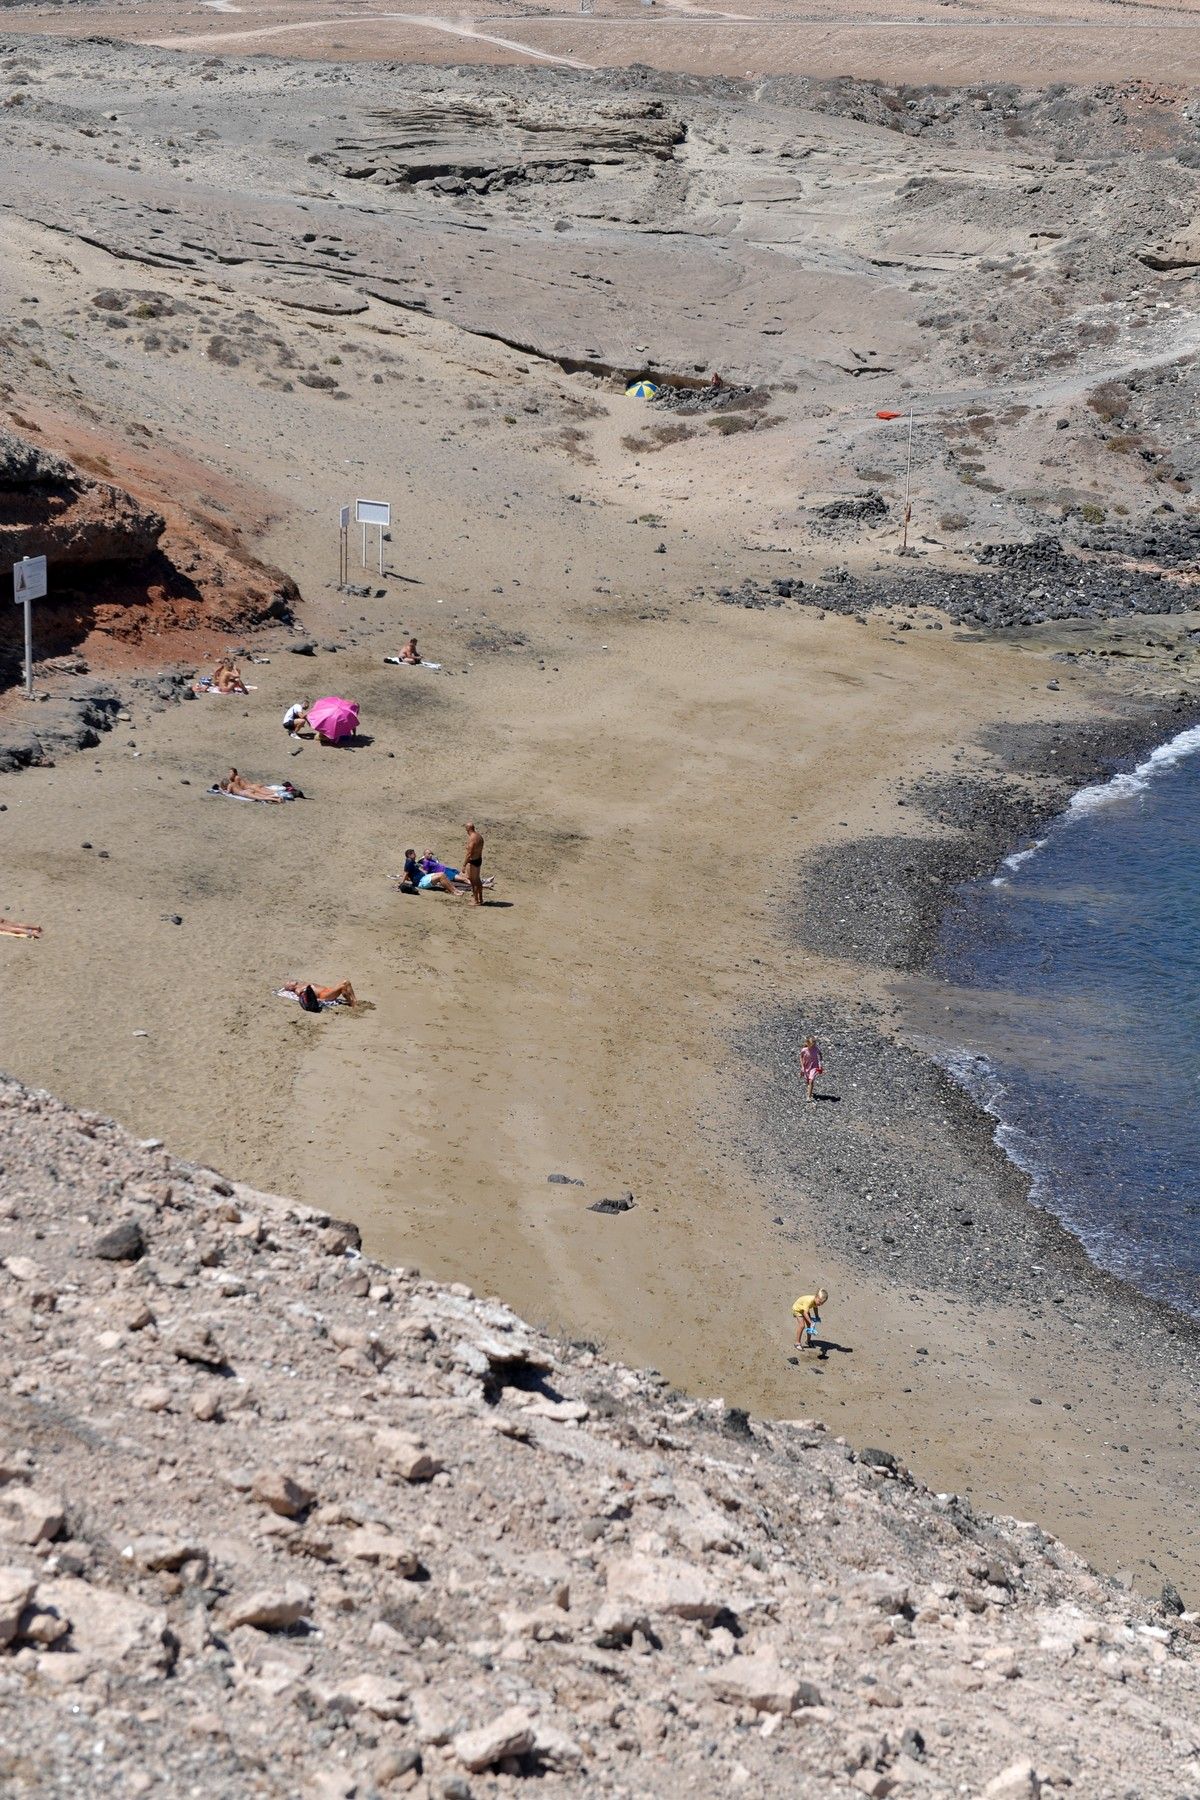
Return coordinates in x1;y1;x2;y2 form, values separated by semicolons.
12;555;47;699
354;499;390;578
875;409;915;553
338;504;350;588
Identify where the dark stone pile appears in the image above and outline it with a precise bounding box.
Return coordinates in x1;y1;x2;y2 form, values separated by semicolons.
1076;514;1198;571
652;383;763;416
814;491;888;528
708;534;1193;628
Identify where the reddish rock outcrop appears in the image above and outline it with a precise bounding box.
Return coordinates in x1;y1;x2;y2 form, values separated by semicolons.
0;426;165;571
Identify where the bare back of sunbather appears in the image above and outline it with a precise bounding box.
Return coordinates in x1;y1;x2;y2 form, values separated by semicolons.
222;769;286;803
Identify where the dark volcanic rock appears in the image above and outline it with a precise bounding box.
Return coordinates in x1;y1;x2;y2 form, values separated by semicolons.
92;1219;146;1262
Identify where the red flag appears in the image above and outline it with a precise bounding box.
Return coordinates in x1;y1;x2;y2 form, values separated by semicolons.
875;410;903;420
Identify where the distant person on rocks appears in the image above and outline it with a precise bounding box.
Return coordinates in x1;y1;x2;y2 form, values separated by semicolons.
212;657;249;694
799;1035;824;1102
399;637;422;665
792;1288;828;1350
463;821;485;906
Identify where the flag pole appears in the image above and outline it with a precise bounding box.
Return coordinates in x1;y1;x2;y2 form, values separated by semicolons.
902;407;913;554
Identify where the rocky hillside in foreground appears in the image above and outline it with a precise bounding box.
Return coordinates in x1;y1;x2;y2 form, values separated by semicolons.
0;1076;1196;1800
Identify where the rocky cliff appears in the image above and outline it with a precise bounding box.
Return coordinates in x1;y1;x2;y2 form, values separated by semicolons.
0;1074;1195;1799
0;426;165;572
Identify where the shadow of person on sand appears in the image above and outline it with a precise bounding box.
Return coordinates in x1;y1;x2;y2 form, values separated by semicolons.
812;1093;841;1104
788;1338;853;1366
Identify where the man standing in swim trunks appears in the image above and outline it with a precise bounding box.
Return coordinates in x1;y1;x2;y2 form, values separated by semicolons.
464;821;484;907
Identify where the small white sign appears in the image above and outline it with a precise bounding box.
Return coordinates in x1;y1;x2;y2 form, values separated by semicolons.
355;499;390;527
13;555;47;603
338;505;350;530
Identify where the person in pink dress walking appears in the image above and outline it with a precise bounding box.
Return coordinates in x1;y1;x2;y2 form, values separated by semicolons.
799;1035;824;1102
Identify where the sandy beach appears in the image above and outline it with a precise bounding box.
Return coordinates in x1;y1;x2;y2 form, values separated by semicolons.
0;34;1197;1606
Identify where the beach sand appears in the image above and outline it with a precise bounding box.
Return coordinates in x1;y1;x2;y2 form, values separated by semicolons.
0;39;1197;1600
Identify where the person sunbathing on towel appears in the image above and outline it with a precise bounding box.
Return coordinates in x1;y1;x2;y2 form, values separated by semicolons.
220;768;296;803
0;918;41;939
399;636;422;664
212;658;249;695
282;979;357;1007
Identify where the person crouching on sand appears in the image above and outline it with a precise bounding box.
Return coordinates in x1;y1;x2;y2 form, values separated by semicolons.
799;1035;824;1102
792;1288;828;1349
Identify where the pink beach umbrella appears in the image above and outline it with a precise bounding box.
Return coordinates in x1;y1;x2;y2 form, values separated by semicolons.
308;695;359;742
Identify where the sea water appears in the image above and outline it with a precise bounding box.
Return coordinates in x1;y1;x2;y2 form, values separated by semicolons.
928;725;1200;1322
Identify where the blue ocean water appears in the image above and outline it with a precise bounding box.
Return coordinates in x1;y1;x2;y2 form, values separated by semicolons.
929;725;1200;1321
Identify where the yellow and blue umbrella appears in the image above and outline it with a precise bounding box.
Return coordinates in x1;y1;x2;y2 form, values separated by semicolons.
625;379;659;399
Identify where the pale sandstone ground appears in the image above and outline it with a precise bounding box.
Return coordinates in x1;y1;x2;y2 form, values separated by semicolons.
0;36;1196;1616
12;0;1200;86
0;1076;1197;1800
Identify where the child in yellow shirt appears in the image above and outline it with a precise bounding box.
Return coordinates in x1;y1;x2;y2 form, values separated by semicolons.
792;1287;828;1349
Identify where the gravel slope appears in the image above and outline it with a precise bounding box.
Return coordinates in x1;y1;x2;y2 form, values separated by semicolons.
0;1074;1197;1799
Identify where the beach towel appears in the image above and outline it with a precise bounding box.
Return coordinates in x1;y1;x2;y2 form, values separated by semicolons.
194;677;258;695
275;987;345;1010
385;657;441;670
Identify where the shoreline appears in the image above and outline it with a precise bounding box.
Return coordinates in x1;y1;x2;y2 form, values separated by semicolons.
726;680;1200;1593
784;678;1200;1331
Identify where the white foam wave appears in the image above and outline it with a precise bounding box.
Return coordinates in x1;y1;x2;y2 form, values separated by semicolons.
992;724;1200;884
934;1048;1052;1209
931;1043;1199;1320
991;838;1047;885
1066;722;1200;820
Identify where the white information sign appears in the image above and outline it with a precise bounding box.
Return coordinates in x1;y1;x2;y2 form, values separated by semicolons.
355;500;390;575
13;555;47;603
12;555;46;698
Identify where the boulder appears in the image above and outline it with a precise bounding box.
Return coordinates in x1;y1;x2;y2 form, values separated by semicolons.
702;1648;822;1714
453;1706;536;1772
251;1470;315;1518
593;1600;650;1647
983;1765;1042;1799
375;1429;443;1482
37;1576;171;1671
92;1219;146;1262
225;1584;312;1632
0;1568;36;1645
341;1529;421;1575
168;1324;226;1368
605;1553;725;1620
1139;225;1200;271
0;1486;64;1545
